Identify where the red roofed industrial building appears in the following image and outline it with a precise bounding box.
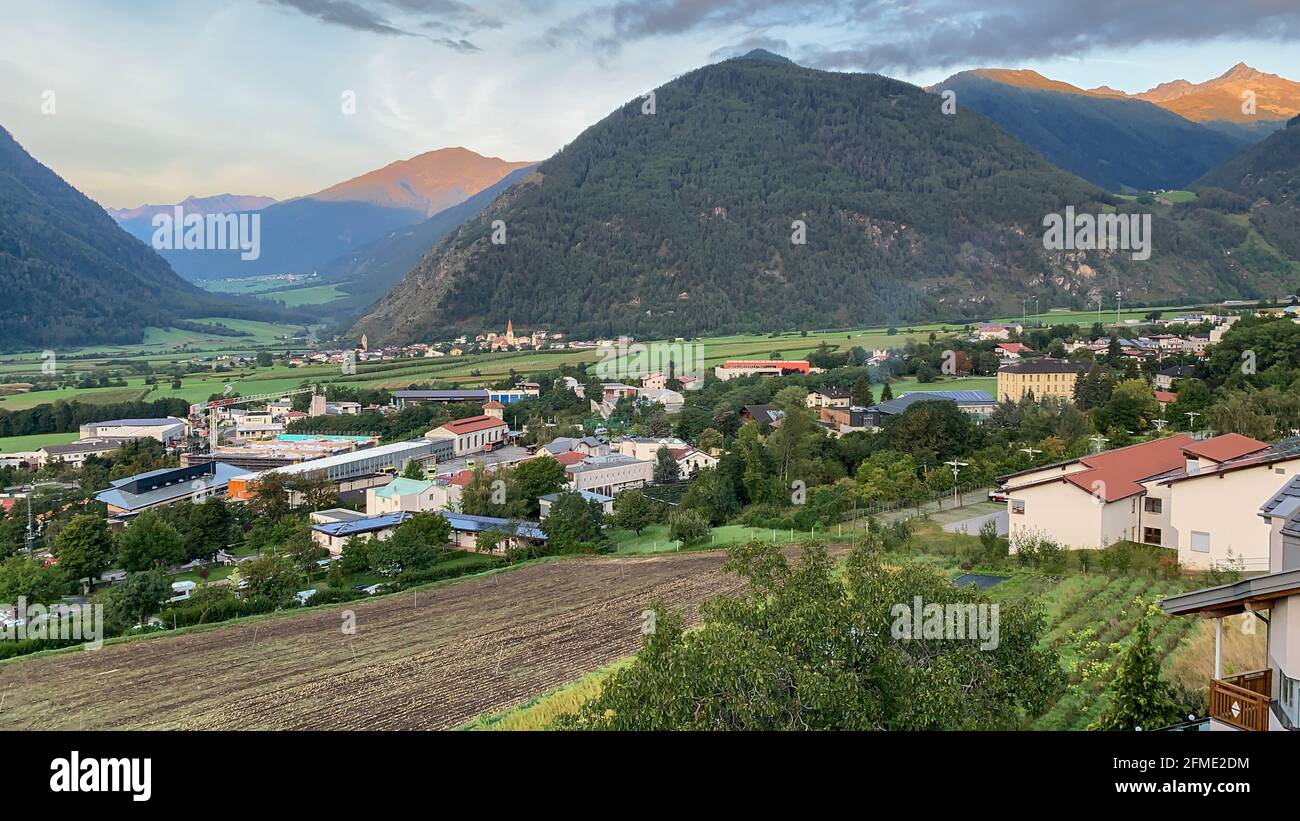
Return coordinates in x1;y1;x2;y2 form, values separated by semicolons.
426;415;508;457
997;433;1295;569
713;360;813;380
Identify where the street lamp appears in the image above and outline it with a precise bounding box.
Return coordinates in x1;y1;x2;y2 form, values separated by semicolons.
1089;435;1110;454
944;460;969;507
1184;410;1202;431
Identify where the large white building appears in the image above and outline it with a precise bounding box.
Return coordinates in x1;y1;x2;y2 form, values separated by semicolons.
1000;433;1299;571
78;417;188;445
565;454;654;497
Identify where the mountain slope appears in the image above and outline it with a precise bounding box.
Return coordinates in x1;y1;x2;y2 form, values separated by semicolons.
0;126;277;350
353;53;1263;345
931;70;1249;191
314;164;538;317
1137;63;1300;125
1196;115;1300;259
110;149;532;280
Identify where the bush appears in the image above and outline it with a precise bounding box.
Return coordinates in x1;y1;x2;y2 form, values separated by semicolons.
668;509;711;547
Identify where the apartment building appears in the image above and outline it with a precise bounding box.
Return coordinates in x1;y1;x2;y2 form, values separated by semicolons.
999;433;1280;569
78;417;188;445
565;454;653;496
996;358;1088;402
806;388;851;409
1161;476;1300;730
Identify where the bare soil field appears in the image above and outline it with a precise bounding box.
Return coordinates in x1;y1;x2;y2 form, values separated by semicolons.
0;549;773;730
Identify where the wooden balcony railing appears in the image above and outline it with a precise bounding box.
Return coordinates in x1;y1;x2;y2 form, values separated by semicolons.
1209;670;1273;731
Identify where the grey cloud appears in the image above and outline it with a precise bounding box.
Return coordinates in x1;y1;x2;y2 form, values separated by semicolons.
266;0;493;48
709;34;791;61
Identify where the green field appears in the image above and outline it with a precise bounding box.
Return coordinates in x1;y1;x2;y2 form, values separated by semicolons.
0;432;79;453
607;522;815;554
888;375;997;397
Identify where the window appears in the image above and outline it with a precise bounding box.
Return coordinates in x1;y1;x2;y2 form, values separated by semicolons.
1011;499;1026;515
1143;498;1162;514
1191;531;1211;553
1143;527;1162;545
1277;467;1287;475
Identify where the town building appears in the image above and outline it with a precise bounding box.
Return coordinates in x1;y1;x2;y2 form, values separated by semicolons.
805;387;851;409
426;415;509;457
180;434;378;471
996;358;1088;402
861;391;996;431
310;511;411;555
78;417;188;445
226;439;444;502
714;360;812;380
97;462;245;518
538;490;614;517
565;454;654;497
36;439;122;468
1155;364;1197;390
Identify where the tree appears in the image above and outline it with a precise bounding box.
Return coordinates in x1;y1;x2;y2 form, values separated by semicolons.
681;468;740;526
653;446;680;483
476;527;508;554
509;456;567;517
0;555;67;603
1090;600;1186;730
105;570;172;630
249;472;293;522
556;541;1062;730
765;386;818;485
241;553;299;602
609;489;658;535
697;427;724;454
1093;378;1158;434
54;515;115;589
116;511;186;572
851;376;874;408
542;492;606;552
401;459;426;480
288;473;339;512
880;382;894;401
368;512;453;575
256;351;274;367
668;508;710;547
1207;390;1278;440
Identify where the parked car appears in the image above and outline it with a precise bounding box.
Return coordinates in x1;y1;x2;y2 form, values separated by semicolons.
988;490;1009;503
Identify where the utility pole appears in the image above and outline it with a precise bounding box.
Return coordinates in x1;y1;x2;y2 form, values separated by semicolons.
24;491;33;554
944;460;969;508
1185;410;1202;432
1019;446;1043;462
1089;434;1110;454
1115;290;1122;325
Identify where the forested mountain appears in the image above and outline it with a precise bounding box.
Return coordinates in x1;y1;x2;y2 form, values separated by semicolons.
353;53;1273;345
1196;115;1300;259
0;126;287;351
931;70;1248;191
315;164;538;319
109;148;532;280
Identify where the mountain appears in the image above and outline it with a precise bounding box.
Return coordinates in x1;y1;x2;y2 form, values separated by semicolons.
0;126;285;350
109;149;533;280
1196;114;1300;259
108;193;277;222
931;69;1249;191
353;54;1272;345
313;164;538;318
1136;63;1300;125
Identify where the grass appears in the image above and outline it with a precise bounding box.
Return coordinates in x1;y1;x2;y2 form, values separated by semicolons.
0;432;79;453
886;375;997;397
607;522;815;554
464;660;628;730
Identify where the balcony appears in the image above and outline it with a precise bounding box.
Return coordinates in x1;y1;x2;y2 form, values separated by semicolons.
1208;669;1272;731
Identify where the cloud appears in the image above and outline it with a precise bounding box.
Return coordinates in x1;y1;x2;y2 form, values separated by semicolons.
587;0;1300;73
709;34;791;61
266;0;495;48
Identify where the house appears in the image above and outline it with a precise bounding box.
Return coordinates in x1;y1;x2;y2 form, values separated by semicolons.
538;490;614;517
78;417;188;445
168;581;197;603
441;512;547;553
999;433;1286;568
861;391;996;431
365;477;447;515
740;405;784;428
818;406;870;435
668;447;718;478
1154;390;1178;411
977;322;1022;341
617;436;688;461
1155;364;1197;390
1160;475;1300;730
805;387;851;409
996;359;1088;402
545;437;609;458
310;511;413;555
36;439;122;469
565;454;654;496
995;342;1033;361
393;389;489;409
426;416;509;457
713;360;812;381
637;387;685;414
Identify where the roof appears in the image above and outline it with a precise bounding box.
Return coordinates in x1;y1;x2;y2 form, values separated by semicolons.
1062;436;1197;502
869;391;995;416
39;440;121;455
88;418;181;427
394;389;489;400
1153;390;1177;403
566;454;646;474
1158;365;1197;377
1162;568;1300;617
373;477;434;498
722;360;810;368
539;490;613;504
1182;433;1268;463
551;451;588;466
442;512;547;541
434;415;508;435
998;358;1088;375
311;512;411;538
996;342;1032;352
811;387;850;397
482;400;505;409
1260;476;1300;534
742;405;784;424
1160;436;1300;487
95;462;245;513
235;439;437;480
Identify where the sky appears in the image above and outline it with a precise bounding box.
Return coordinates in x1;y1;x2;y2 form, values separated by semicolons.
3;0;1300;209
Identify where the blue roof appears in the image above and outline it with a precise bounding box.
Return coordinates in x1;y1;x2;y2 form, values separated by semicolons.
395;390;488;399
442;512;548;541
901;390;995;403
870;391;995;415
539;490;614;503
311;512;412;537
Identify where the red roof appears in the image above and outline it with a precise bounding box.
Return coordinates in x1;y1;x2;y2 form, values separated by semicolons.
1182;433;1268;463
1063;435;1196;502
997;342;1033;353
1153;390;1177;404
446;470;474;488
552;451;588;466
721;360;811;372
437;415;507;435
482;400;505;410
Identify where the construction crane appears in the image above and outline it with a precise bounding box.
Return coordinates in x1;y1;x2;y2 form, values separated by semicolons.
189;385;318;454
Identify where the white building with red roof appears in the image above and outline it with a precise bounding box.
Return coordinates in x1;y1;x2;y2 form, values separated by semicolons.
426;415;508;457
